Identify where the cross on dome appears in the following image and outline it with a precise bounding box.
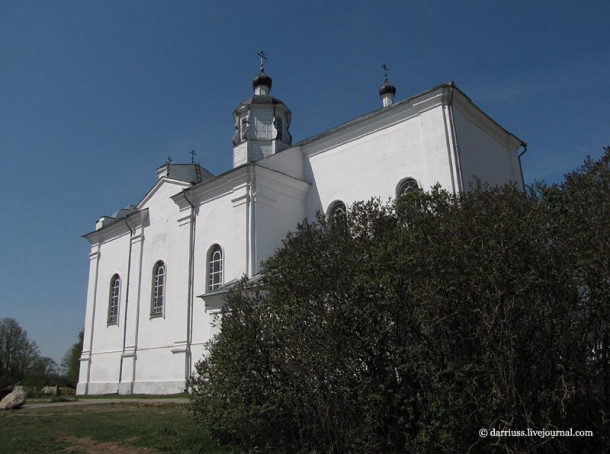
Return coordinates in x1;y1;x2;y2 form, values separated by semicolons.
257;50;267;72
252;51;272;92
382;63;390;81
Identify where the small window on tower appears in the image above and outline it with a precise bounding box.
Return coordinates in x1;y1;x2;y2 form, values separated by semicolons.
240;117;248;142
275;117;283;141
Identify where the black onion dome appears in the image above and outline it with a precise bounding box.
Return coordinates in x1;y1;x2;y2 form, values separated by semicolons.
379;79;396;96
253;71;272;90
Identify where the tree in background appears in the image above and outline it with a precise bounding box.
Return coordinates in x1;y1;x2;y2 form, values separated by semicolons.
60;330;83;387
20;355;61;389
0;318;81;390
190;149;610;453
0;318;41;388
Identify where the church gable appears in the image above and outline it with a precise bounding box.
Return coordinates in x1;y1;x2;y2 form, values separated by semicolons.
137;177;192;213
138;162;213;211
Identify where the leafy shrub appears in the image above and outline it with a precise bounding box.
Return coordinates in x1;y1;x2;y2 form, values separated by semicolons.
190;149;610;453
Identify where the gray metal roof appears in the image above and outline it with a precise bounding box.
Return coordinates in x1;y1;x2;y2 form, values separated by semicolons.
236;94;287;107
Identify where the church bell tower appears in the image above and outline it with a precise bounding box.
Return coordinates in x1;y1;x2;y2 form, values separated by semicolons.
232;52;292;168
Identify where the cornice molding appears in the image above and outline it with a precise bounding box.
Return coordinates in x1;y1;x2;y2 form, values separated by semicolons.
301;88;446;158
83;209;149;245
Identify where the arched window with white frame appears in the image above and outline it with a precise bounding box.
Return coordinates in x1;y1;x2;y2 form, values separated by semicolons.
208;245;223;291
151;261;165;317
108;274;120;325
397;178;419;198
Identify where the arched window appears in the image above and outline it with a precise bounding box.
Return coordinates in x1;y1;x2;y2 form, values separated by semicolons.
208;245;223;291
240;117;248;142
328;201;347;220
397;178;419;197
274;116;283;141
151;261;165;317
108;274;120;325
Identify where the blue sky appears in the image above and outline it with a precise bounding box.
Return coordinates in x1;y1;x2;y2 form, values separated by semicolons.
1;0;608;365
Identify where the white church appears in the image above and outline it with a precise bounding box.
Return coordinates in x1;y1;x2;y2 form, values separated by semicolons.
77;60;525;395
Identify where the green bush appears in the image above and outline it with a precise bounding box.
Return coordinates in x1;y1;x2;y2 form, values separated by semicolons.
190;149;610;453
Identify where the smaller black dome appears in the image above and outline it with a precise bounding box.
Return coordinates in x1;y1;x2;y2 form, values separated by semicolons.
379;79;396;96
253;71;272;90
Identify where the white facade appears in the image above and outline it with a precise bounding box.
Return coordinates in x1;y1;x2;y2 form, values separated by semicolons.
77;71;524;395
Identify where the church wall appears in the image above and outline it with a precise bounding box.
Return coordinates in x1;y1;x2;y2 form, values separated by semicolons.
197;182;249;283
233;141;248;168
419;106;460;193
189;342;209;369
132;348;187;394
77;250;99;395
228;183;251;282
78;228;138;394
451;104;524;189
234;139;277;168
257;146;304;180
87;351;123;391
78;233;131;394
132;182;193;390
190;189;248;345
91;233;132;354
302;103;455;215
253;168;308;272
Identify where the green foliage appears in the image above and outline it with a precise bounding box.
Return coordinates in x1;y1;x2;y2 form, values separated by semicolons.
60;329;83;387
190;149;610;453
0;318;42;388
0;319;80;391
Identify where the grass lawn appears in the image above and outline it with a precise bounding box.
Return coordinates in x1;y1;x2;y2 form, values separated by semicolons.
0;401;227;453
